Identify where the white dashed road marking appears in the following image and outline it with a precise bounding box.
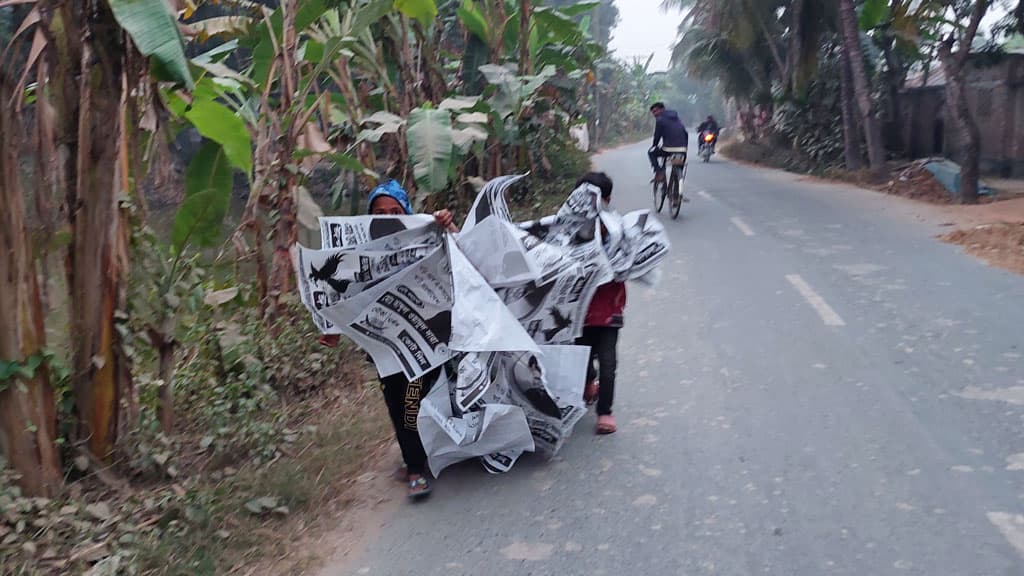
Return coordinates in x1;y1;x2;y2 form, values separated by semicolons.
730;216;755;237
697;190;713;200
987;512;1024;558
785;274;846;327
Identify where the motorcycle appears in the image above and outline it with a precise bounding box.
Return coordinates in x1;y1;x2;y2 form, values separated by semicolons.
699;131;717;162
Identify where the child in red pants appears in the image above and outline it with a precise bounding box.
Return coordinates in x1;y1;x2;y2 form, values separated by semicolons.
574;172;625;435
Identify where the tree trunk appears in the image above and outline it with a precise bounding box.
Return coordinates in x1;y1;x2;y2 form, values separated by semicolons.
744;0;786;82
68;2;130;461
269;158;299;308
880;31;906;156
922;54;932;87
391;16;416;187
414;22;446;104
839;46;863;170
518;0;531;76
838;0;886;178
484;0;507;176
937;1;990;204
42;0;82;241
268;1;300;313
490;0;506;64
516;0;532;170
396;15;417;115
0;65;63;498
785;0;806;95
34;60;59;315
939;56;981;203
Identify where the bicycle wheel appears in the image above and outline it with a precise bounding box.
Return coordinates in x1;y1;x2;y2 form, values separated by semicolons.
670;169;682;220
652;178;666;213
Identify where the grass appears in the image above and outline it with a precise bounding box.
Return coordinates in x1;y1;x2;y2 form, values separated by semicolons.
0;328;392;576
720;138;840;176
131;383;391;575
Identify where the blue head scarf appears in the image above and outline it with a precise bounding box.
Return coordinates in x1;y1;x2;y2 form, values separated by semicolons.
367;180;413;215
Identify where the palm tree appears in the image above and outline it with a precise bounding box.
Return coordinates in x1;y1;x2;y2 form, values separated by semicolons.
838;0;886;178
668;0;779;140
938;0;991;203
667;0;830;96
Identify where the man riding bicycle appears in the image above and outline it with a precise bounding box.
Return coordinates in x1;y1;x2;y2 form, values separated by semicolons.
648;102;689;183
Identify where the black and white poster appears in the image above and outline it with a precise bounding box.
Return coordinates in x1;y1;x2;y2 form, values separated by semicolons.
294;175;669;473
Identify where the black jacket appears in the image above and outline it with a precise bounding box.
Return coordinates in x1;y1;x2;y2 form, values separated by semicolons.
698;120;719;134
652;110;688;148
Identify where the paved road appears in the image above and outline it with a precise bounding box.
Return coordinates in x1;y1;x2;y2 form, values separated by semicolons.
325;142;1024;576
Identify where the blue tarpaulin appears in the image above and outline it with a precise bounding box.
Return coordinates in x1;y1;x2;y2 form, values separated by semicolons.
921;159;994;198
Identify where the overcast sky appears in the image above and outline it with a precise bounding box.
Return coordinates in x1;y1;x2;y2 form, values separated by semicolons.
607;0;684;72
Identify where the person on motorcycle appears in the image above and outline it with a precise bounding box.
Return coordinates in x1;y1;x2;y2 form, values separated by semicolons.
697;115;720;155
648;102;689;182
697;115;719;139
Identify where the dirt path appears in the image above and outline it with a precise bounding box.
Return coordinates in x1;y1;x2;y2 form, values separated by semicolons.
928;198;1024;275
247;444;406;575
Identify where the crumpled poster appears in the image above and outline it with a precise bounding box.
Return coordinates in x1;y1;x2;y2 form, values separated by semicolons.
418;344;588;477
294;174;669;473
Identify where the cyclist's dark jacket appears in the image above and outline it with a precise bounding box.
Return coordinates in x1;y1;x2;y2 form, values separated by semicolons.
652;110;688;149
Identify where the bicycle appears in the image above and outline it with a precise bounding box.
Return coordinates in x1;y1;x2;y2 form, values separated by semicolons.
652;147;687;220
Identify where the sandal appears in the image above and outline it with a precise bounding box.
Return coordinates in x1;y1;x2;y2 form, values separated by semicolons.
583;379;599;406
596;414;617;435
407;475;432;500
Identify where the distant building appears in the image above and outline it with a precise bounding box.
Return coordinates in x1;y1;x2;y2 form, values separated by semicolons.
900;52;1024;177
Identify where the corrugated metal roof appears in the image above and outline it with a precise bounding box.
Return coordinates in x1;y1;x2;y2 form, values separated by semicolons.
904;50;1024;88
905;66;947;89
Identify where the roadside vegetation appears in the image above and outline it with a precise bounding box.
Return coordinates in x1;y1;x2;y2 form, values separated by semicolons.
672;0;1024;203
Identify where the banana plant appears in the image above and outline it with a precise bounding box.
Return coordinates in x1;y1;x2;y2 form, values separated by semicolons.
405;97;491;194
458;0;599;72
0;0;199;478
479;63;556;129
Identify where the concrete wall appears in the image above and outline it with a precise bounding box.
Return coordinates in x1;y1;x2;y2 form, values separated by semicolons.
902;87;945;159
901;54;1024;178
1010;57;1024;177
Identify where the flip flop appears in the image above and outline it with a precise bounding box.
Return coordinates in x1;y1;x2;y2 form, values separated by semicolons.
596;414;617;435
583;379;599;406
407;475;432;500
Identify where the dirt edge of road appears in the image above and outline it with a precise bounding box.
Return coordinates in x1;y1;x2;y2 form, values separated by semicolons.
941;222;1024;275
894;195;1024;276
249;443;406;576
